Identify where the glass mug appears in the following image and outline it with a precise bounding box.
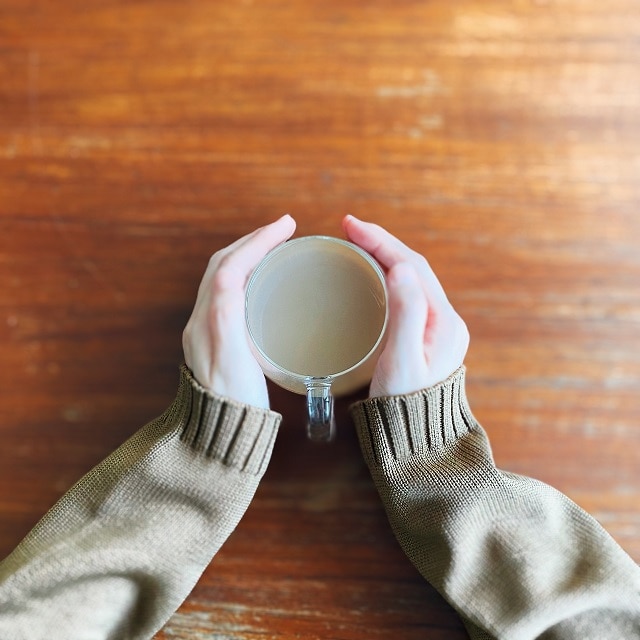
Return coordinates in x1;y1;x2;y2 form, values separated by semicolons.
245;236;388;442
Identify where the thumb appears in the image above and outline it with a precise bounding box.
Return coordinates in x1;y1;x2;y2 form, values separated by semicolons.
385;262;428;357
371;262;430;396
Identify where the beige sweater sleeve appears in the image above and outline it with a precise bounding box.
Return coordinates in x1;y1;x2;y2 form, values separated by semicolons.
0;365;281;640
350;367;640;640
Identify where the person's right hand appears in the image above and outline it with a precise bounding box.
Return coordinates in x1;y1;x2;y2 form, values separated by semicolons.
182;215;296;409
343;215;469;397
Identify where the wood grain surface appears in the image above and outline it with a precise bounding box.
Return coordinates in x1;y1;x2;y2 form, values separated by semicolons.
1;0;639;637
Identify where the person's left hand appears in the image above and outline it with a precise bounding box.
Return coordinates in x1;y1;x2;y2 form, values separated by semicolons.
343;215;469;397
182;215;296;409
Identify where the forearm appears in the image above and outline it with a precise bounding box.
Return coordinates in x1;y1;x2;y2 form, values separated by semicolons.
0;365;280;640
351;367;640;639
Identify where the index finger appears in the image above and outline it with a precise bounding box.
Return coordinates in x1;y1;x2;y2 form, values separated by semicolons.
202;214;297;294
343;215;448;301
343;215;417;268
224;214;297;279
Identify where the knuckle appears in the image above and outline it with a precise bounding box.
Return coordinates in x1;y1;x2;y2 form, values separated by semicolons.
208;249;225;267
211;261;239;294
412;250;428;266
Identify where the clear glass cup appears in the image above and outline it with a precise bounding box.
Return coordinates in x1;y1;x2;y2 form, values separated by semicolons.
245;235;388;442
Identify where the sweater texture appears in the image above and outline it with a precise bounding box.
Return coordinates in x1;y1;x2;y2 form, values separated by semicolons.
350;366;640;639
0;365;280;639
0;364;639;639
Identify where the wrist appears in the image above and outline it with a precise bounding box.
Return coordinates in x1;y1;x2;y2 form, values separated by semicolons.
177;364;281;475
351;366;476;466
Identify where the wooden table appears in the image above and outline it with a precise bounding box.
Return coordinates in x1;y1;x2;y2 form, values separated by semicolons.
1;1;639;637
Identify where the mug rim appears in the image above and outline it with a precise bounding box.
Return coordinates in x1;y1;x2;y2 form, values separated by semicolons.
245;234;389;381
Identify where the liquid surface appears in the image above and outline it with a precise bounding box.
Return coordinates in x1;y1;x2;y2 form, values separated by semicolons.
248;240;386;377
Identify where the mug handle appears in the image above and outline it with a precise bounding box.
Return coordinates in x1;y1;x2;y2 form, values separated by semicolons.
305;378;335;442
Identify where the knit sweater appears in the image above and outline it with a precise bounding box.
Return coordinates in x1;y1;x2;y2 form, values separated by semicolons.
0;365;639;639
0;366;281;639
350;367;640;639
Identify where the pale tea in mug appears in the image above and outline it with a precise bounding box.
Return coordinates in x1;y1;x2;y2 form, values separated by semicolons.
246;236;387;397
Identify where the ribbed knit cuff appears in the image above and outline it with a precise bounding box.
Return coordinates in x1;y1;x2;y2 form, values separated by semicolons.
174;364;282;475
349;366;477;466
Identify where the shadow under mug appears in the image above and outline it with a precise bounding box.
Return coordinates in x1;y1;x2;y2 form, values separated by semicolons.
245;235;388;442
